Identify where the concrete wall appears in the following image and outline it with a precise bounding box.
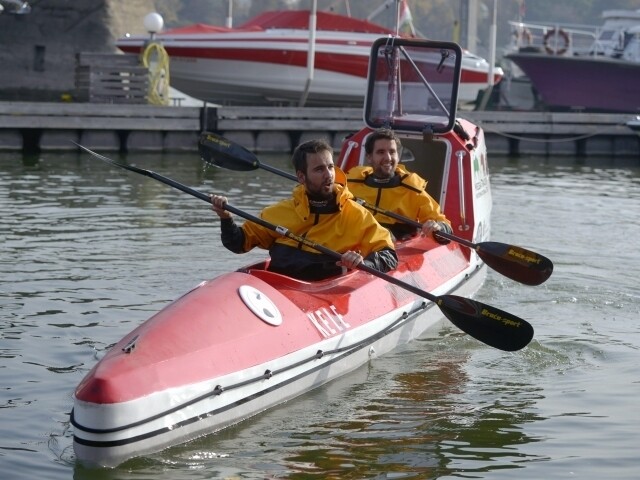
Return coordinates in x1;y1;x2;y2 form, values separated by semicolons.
0;0;155;101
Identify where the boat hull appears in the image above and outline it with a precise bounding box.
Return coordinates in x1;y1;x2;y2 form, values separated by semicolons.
116;11;502;107
72;236;486;467
168;56;367;106
506;52;640;113
161;54;500;108
120;47;500;107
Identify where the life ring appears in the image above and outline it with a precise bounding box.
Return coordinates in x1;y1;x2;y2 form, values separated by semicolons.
543;28;569;55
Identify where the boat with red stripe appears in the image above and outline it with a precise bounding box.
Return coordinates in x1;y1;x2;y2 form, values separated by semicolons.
115;8;502;107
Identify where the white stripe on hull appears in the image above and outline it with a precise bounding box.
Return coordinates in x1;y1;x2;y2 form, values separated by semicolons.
170;58;365;106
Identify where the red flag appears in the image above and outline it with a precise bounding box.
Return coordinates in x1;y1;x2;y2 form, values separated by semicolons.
399;0;416;35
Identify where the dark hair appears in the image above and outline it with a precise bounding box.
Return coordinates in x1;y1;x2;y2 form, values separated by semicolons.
364;128;402;154
292;138;333;173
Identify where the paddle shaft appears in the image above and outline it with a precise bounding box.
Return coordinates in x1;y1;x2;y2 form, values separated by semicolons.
353;199;498;251
91;160;440;301
352;198;468;245
356;197;552;286
79;151;439;298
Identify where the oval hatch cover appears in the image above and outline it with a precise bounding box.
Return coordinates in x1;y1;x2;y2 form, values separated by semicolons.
238;285;283;326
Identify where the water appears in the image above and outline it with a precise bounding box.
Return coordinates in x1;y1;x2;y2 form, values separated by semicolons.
1;150;639;479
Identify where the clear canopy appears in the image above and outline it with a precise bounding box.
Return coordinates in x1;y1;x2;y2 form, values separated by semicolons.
364;37;462;134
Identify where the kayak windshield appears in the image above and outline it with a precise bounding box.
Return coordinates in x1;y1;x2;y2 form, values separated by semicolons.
364;37;462;134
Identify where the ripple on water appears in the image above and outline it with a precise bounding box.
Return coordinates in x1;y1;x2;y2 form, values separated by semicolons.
2;153;640;479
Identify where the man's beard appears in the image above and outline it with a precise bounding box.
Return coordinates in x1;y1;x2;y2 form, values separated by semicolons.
305;180;334;202
307;189;335;204
373;165;394;180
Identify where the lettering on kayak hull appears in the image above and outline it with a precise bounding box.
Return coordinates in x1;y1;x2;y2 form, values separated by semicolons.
307;305;351;338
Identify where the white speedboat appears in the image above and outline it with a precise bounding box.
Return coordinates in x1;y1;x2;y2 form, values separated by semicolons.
116;9;502;107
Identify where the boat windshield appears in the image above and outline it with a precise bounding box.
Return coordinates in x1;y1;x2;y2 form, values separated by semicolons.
364;37;461;134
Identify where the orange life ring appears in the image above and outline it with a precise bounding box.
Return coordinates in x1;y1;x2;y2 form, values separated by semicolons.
543;28;569;55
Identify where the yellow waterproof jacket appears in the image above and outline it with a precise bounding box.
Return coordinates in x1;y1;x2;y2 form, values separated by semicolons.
240;183;394;257
346;165;450;227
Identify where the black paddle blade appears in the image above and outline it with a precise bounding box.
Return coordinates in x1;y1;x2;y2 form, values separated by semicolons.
437;295;534;351
198;131;259;171
477;242;553;286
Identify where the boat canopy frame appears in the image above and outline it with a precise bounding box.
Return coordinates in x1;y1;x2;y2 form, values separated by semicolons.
364;37;462;135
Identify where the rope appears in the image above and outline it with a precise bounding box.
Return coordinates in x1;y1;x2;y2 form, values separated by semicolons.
141;41;170;106
478;123;603;143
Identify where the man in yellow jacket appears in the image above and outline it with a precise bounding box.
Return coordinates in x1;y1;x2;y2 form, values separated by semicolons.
346;128;452;241
211;138;398;281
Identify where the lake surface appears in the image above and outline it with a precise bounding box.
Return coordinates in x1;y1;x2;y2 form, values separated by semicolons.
1;149;639;479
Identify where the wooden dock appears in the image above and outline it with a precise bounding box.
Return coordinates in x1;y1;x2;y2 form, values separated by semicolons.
465;111;640;157
0;102;638;157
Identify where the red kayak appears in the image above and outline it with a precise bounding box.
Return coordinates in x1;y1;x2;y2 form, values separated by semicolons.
72;233;486;466
72;37;545;467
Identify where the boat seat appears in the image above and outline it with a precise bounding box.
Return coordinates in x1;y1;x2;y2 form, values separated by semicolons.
399;137;447;203
241;235;437;291
247;267;360;292
237;260;270;273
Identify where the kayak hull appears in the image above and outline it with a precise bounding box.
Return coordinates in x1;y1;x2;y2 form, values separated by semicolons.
72;237;486;467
